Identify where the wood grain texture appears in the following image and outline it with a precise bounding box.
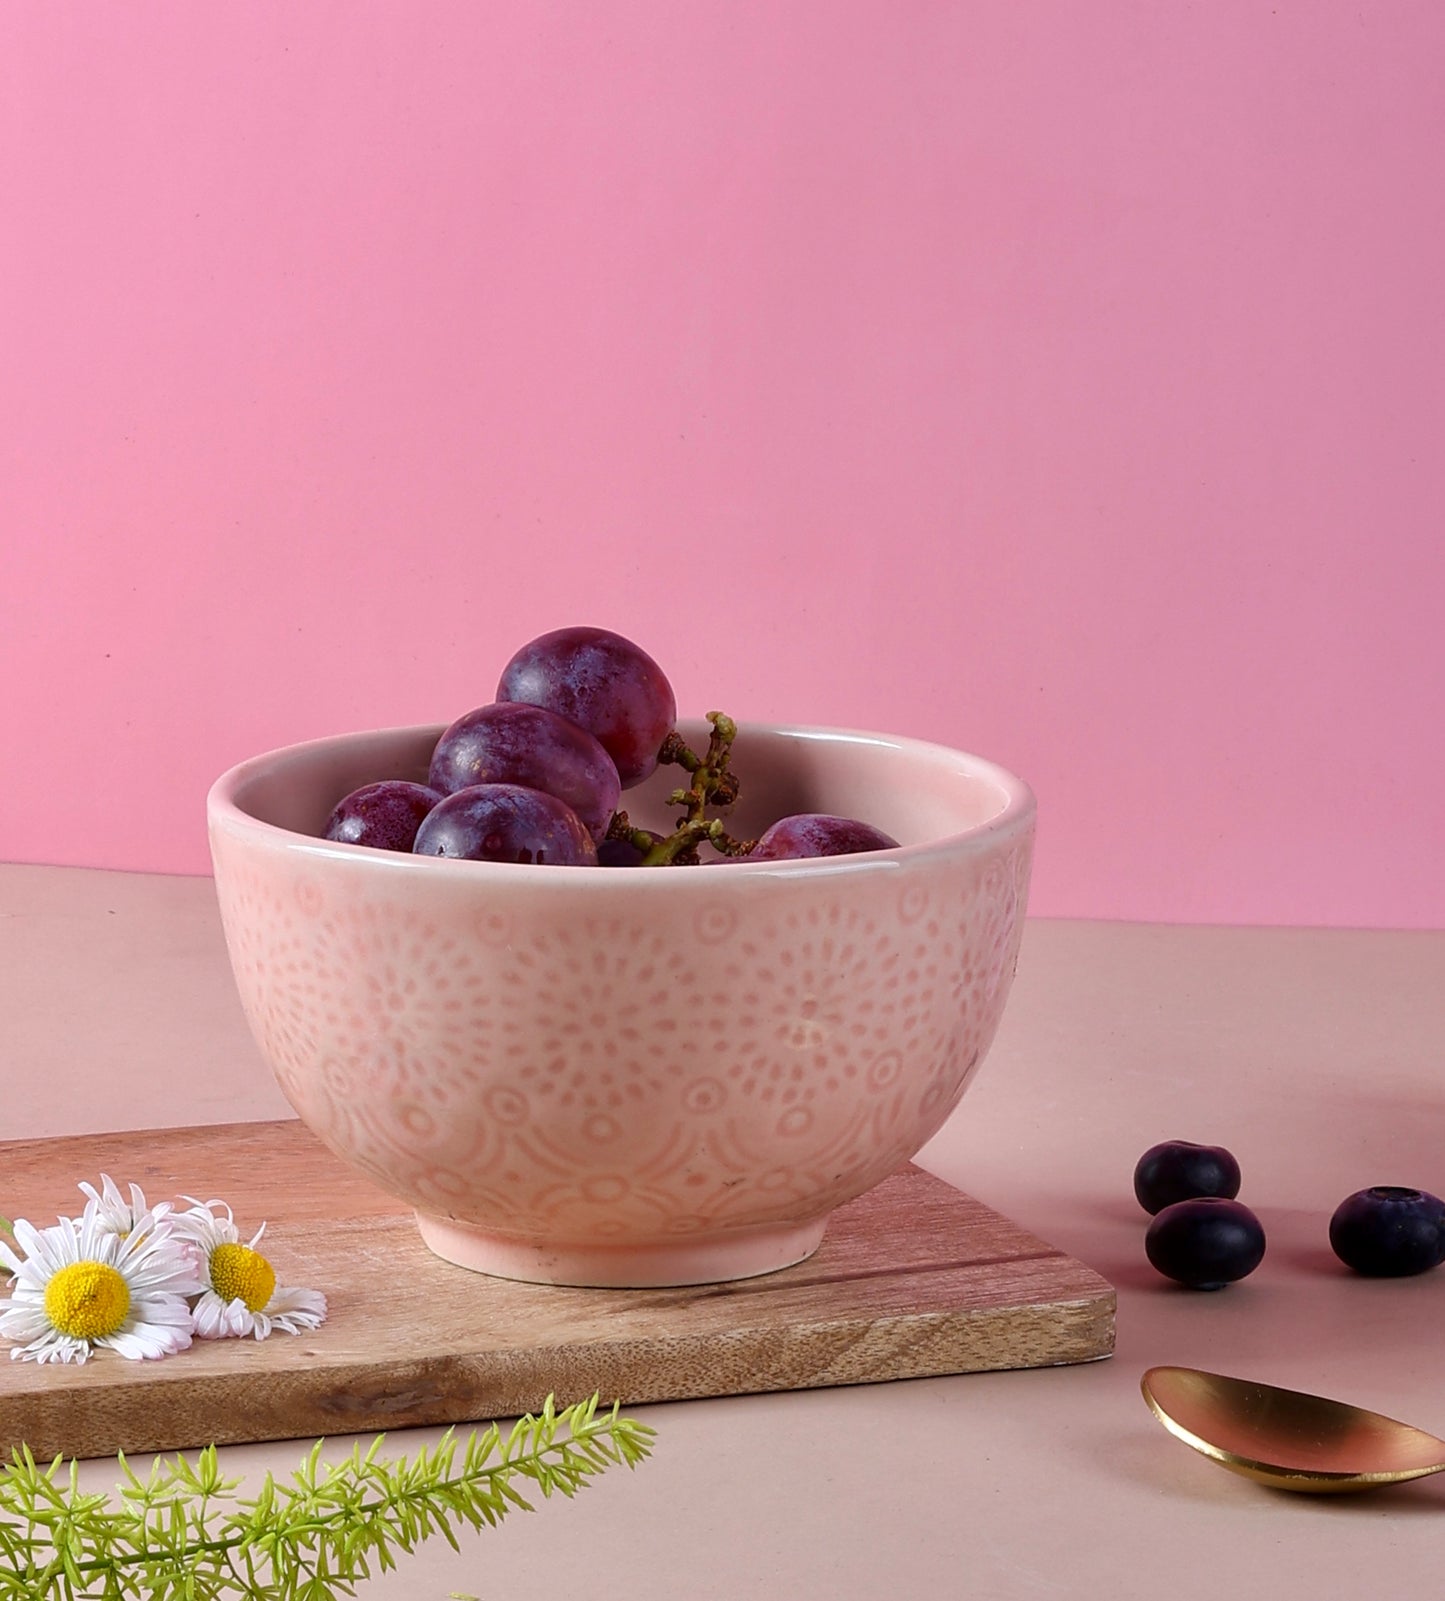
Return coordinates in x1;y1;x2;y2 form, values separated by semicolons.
0;1120;1114;1459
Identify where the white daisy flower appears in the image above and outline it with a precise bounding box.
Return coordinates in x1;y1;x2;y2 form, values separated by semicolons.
174;1199;327;1340
0;1203;202;1365
77;1173;172;1237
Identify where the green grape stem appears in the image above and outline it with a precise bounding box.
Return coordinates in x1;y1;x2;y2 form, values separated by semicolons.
0;1394;654;1600
603;809;651;853
641;713;745;866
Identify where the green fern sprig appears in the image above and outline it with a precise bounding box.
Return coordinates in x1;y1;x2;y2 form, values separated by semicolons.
0;1393;654;1600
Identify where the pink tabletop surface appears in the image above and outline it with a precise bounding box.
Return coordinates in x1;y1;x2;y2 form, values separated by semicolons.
4;862;1444;1598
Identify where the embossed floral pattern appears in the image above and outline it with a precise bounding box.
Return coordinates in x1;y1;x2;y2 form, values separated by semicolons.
210;722;1035;1285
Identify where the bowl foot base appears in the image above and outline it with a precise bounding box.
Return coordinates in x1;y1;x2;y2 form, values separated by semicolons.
413;1212;829;1288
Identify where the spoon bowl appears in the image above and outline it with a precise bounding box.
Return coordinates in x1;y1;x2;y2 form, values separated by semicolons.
1141;1365;1445;1494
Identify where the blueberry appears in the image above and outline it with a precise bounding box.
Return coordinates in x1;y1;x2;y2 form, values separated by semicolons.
1133;1140;1242;1215
1328;1187;1445;1277
1145;1197;1266;1290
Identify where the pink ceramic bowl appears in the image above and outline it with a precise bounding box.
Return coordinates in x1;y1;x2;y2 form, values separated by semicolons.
207;720;1035;1287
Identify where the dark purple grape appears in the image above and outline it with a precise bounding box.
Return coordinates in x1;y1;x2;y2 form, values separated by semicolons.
596;830;664;867
412;784;597;866
1133;1141;1242;1215
1144;1198;1266;1290
496;626;676;789
428;702;620;843
747;814;900;861
323;781;442;853
1329;1187;1445;1277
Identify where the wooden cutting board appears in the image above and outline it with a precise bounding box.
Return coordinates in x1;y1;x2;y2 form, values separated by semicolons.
0;1120;1114;1460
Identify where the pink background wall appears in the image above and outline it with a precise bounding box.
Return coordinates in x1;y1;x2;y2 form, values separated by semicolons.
2;3;1441;928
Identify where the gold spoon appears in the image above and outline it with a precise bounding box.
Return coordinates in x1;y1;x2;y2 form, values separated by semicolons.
1141;1365;1445;1494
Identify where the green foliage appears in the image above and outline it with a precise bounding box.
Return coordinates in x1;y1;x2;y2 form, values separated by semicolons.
0;1394;654;1599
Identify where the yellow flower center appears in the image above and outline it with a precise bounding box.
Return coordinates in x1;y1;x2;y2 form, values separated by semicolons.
209;1243;276;1312
43;1261;131;1340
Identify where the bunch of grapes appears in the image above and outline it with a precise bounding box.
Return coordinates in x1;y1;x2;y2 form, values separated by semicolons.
322;626;899;867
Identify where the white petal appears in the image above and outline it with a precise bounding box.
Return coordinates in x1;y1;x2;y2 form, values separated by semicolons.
136;1291;197;1327
0;1302;54;1341
77;1174;144;1234
123;1238;206;1299
75;1210;118;1264
170;1202;238;1253
14;1218;72;1273
11;1328;92;1365
104;1318;191;1360
0;1281;45;1311
191;1291;255;1340
262;1285;328;1333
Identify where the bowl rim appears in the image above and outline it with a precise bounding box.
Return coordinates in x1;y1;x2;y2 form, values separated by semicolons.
207;719;1036;882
